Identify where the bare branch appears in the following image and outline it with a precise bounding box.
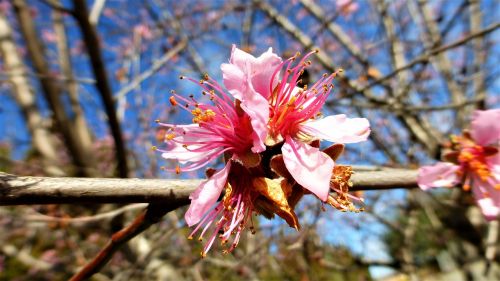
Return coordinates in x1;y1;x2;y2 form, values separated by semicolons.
468;0;487;110
361;21;500;92
68;202;185;281
0;169;417;206
114;40;188;101
411;0;466;127
25;203;147;225
72;0;129;177
299;0;370;67
0;12;64;176
89;0;106;26
13;0;93;176
52;0;94;163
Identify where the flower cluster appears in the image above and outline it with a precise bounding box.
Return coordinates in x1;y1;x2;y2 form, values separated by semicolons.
156;45;370;256
418;109;500;220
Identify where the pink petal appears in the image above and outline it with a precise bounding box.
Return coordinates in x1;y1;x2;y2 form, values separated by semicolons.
161;144;211;164
300;114;370;143
220;63;247;101
185;161;232;226
160;125;223;164
228;45;256;69
224;45;282;99
282;137;334;201
470;109;500;146
239;93;269;153
471;177;500;221
221;46;277;153
249;48;282;99
475;198;500;221
417;162;460;190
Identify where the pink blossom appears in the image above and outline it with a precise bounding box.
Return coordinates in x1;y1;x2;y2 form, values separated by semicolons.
266;51;370;201
42;30;57;43
134;24;153;40
156;72;266;255
158;46;370;256
157;75;261;173
221;45;282;153
418;109;500;220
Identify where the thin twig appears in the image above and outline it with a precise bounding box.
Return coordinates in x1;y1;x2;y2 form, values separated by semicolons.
113;40;188;101
360;21;500;92
68;202;187;281
25;203;147;225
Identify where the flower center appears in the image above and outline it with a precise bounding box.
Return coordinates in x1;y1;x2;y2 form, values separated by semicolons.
457;139;492;182
191;108;216;124
266;51;339;146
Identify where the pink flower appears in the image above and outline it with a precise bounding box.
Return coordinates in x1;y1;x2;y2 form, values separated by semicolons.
157;75;262;173
221;45;282;153
134;24;153;40
418;109;500;220
156;74;264;221
158;46;370;256
266;51;370;201
156;71;273;256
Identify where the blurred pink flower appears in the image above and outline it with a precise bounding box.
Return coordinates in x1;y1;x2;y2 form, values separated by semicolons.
42;30;57;43
134;24;153;40
418;109;500;220
266;51;370;201
336;0;359;17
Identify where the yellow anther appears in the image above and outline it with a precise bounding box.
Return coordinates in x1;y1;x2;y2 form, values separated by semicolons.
191;108;202;116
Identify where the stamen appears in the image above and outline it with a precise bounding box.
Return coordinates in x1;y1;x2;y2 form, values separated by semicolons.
169;96;177;106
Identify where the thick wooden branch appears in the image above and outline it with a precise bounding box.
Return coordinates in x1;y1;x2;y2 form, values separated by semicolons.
0;170;418;206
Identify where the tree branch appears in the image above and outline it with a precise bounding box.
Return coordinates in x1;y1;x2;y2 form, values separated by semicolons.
13;0;92;176
114;39;187;101
68;202;185;281
0;12;64;176
72;0;129;178
360;21;500;92
0;170;417;206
